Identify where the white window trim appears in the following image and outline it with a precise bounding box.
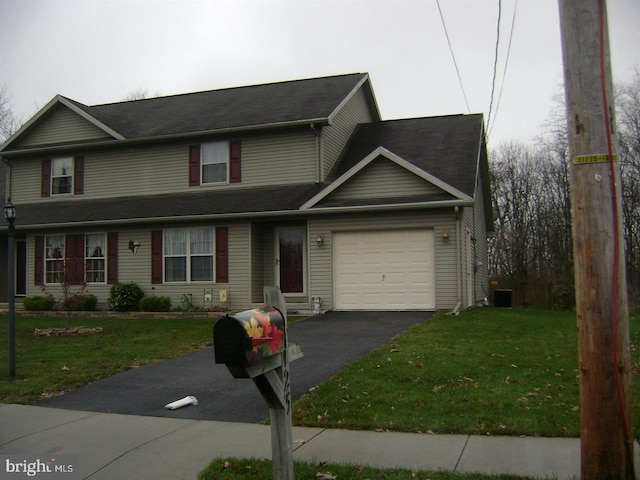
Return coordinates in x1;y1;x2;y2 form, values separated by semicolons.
163;227;215;283
85;232;106;284
51;156;74;196
44;234;65;285
201;141;229;185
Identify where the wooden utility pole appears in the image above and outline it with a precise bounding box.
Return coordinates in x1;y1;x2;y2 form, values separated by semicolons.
558;1;634;478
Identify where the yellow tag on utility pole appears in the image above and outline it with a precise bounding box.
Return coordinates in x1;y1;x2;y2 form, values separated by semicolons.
574;154;617;165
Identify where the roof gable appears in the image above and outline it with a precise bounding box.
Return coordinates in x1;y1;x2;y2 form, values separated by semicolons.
301;147;470;210
1;95;123;153
328;115;485;198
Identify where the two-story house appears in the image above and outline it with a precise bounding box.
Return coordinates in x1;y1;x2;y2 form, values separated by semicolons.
0;73;492;313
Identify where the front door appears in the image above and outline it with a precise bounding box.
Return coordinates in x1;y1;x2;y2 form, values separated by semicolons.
277;226;305;294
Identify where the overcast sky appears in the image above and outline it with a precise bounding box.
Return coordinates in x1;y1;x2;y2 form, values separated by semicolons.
1;0;638;148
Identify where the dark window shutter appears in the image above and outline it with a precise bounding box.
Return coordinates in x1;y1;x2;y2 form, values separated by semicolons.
74;155;84;195
216;227;229;283
189;145;201;186
229;140;241;183
151;230;163;284
65;234;85;285
107;232;118;284
41;160;51;197
35;236;45;285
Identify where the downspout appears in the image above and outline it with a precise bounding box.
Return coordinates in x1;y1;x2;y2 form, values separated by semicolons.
311;124;321;183
455;206;462;306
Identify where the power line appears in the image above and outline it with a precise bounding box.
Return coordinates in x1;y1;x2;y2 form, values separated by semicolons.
488;0;519;139
436;0;471;113
486;0;502;138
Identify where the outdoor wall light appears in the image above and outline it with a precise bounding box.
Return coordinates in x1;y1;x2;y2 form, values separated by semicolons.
128;240;141;254
442;229;449;243
316;234;324;247
3;202;16;224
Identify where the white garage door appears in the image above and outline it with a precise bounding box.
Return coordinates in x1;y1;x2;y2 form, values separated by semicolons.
333;229;435;310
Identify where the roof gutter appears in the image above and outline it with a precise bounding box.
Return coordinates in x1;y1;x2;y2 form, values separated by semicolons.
5;199;472;231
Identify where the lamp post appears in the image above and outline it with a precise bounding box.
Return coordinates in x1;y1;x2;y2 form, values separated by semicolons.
3;201;16;379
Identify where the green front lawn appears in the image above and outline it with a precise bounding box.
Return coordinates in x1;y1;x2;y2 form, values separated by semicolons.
2;308;639;438
293;307;594;437
0;316;215;404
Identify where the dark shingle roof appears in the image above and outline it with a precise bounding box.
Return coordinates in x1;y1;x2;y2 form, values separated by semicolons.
14;184;324;228
329;114;484;197
68;73;371;139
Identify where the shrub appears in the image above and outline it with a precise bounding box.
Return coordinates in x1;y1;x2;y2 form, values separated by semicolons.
23;296;55;311
139;296;171;312
552;282;576;310
107;283;144;311
61;294;98;311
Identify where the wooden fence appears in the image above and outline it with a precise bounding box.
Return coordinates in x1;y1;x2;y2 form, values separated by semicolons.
490;278;555;309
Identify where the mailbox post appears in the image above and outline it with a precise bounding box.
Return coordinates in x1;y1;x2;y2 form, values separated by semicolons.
213;286;300;480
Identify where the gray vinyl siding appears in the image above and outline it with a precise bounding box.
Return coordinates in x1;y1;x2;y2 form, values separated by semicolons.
15;105;112;148
322;87;376;179
242;132;317;185
24;221;252;311
466;172;490;305
308;209;458;311
460;183;490;306
250;224;265;304
10;131;317;203
9;158;41;203
329;158;443;201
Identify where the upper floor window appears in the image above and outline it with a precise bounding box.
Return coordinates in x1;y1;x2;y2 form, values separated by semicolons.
189;141;241;186
202;142;228;184
51;157;73;195
42;156;84;197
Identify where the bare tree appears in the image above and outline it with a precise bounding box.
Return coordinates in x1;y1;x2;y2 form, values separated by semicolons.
488;141;539;279
0;84;20;143
123;88;160;101
488;72;640;309
617;69;640;308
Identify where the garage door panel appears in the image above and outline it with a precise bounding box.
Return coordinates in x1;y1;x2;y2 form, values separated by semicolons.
333;229;435;310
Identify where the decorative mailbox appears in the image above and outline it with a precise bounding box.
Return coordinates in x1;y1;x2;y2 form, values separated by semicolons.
214;306;285;377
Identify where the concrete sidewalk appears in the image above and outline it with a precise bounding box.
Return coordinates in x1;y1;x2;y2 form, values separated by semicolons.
0;404;596;479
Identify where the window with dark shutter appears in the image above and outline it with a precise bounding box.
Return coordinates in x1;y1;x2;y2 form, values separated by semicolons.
74;155;84;195
151;230;163;284
189;145;201;186
35;236;45;284
229;140;241;183
65;234;85;285
216;227;229;283
107;232;118;284
41;160;51;197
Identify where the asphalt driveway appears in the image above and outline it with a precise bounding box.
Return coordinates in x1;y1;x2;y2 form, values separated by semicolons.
37;311;432;423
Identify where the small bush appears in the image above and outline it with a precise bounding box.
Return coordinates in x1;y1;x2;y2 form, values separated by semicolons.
23;296;55;311
61;294;98;311
139;296;171;312
552;282;576;310
107;283;144;311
